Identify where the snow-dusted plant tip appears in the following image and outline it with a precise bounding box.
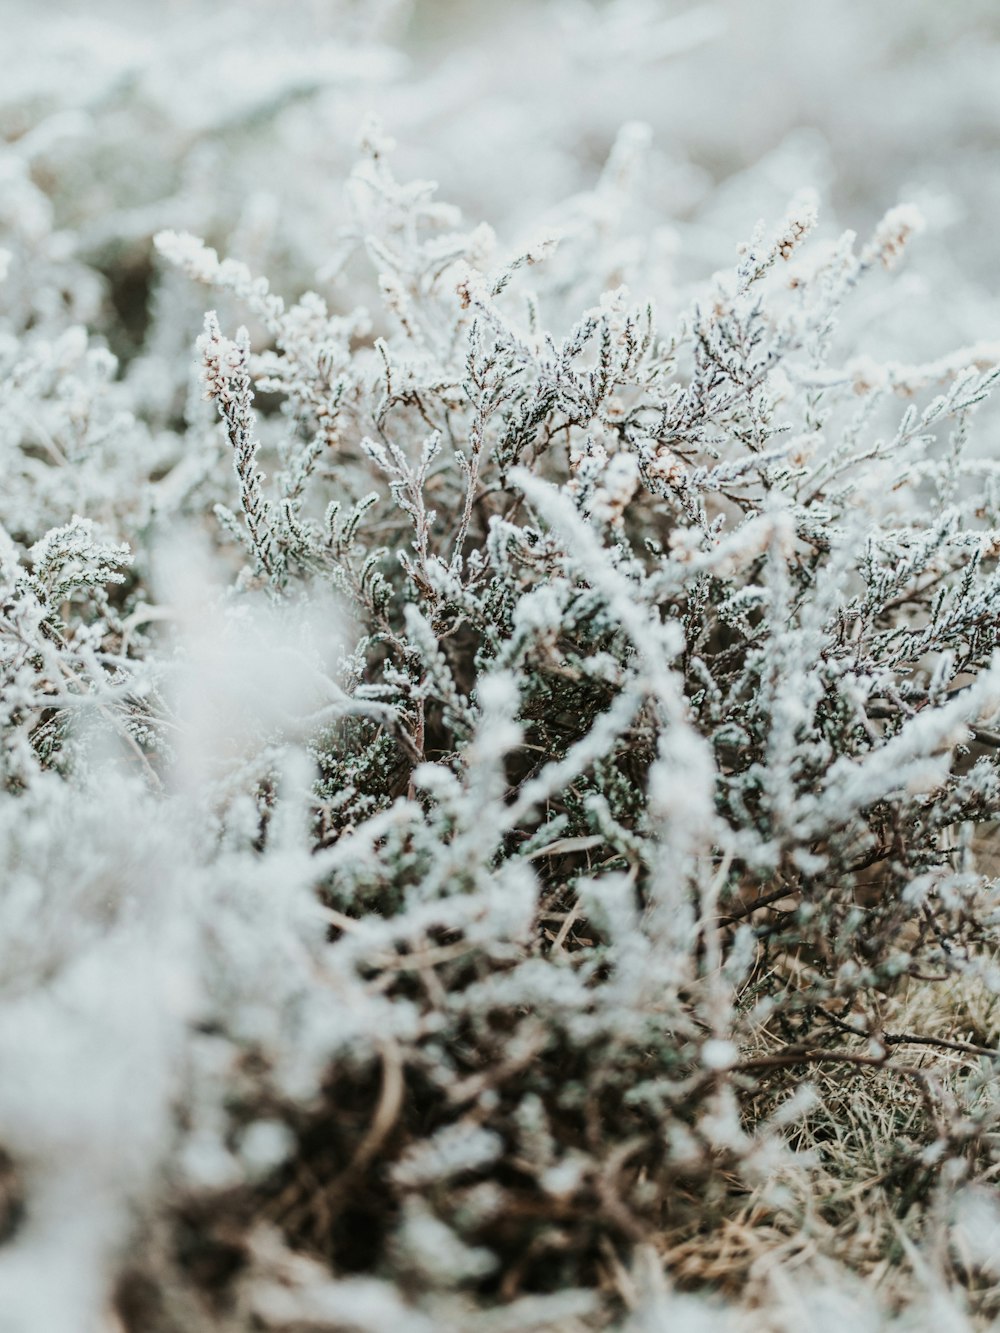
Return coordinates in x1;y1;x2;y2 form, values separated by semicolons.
5;5;1000;1331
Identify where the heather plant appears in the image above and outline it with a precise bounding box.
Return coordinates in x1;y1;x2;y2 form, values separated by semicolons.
4;5;1000;1332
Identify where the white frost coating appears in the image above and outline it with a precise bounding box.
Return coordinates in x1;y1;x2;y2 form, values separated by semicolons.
1;3;1000;1329
392;1124;504;1189
801;658;1000;839
700;1038;738;1071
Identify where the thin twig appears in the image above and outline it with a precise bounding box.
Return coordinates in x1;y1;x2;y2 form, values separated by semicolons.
720;883;797;922
823;1007;998;1059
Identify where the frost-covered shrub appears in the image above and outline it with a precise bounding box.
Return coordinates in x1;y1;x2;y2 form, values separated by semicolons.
4;5;1000;1332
